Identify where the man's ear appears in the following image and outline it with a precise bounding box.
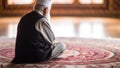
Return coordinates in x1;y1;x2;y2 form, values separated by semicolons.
43;7;49;16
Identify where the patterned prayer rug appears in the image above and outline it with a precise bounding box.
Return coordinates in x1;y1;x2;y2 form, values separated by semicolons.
0;38;120;68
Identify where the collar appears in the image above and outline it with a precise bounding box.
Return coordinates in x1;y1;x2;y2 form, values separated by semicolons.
34;10;43;16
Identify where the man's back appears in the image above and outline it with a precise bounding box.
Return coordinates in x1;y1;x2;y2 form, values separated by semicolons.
12;11;52;64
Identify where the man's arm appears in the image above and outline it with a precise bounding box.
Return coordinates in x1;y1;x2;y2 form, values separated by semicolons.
35;18;55;44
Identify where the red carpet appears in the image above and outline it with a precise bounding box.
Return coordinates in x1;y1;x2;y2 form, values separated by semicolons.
0;38;120;68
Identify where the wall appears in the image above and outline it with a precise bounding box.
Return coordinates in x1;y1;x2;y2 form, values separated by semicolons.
0;0;3;16
0;0;120;17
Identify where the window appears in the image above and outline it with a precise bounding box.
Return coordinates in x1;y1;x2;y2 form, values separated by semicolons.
79;0;104;4
8;0;35;5
8;0;74;5
8;0;104;5
1;0;108;16
53;0;74;4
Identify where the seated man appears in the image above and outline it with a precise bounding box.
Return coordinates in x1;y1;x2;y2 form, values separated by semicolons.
12;0;66;64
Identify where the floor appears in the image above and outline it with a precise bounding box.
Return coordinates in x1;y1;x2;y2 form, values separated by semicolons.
0;17;120;68
0;17;120;39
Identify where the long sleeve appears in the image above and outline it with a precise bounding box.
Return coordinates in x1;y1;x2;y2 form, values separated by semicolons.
35;18;55;44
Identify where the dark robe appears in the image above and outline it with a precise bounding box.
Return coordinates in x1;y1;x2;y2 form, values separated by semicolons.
12;11;53;64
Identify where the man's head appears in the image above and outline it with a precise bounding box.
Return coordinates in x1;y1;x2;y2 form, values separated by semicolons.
34;0;52;21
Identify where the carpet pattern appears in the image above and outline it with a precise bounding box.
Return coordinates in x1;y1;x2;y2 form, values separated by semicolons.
0;38;120;68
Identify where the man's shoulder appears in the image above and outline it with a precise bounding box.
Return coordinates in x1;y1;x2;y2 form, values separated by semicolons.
21;11;43;20
23;11;41;17
36;18;50;27
38;18;48;23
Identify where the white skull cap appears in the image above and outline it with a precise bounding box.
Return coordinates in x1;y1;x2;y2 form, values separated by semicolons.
36;0;52;6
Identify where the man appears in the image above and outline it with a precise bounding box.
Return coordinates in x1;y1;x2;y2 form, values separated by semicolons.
12;0;66;64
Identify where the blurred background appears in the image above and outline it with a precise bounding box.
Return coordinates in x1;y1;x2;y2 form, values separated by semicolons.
0;0;120;39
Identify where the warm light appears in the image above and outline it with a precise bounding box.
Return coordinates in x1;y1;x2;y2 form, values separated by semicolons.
51;20;75;37
8;24;17;38
79;0;104;4
8;0;34;5
92;23;106;38
79;21;106;38
8;0;74;5
92;0;104;4
79;0;92;4
79;22;92;38
53;0;74;4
